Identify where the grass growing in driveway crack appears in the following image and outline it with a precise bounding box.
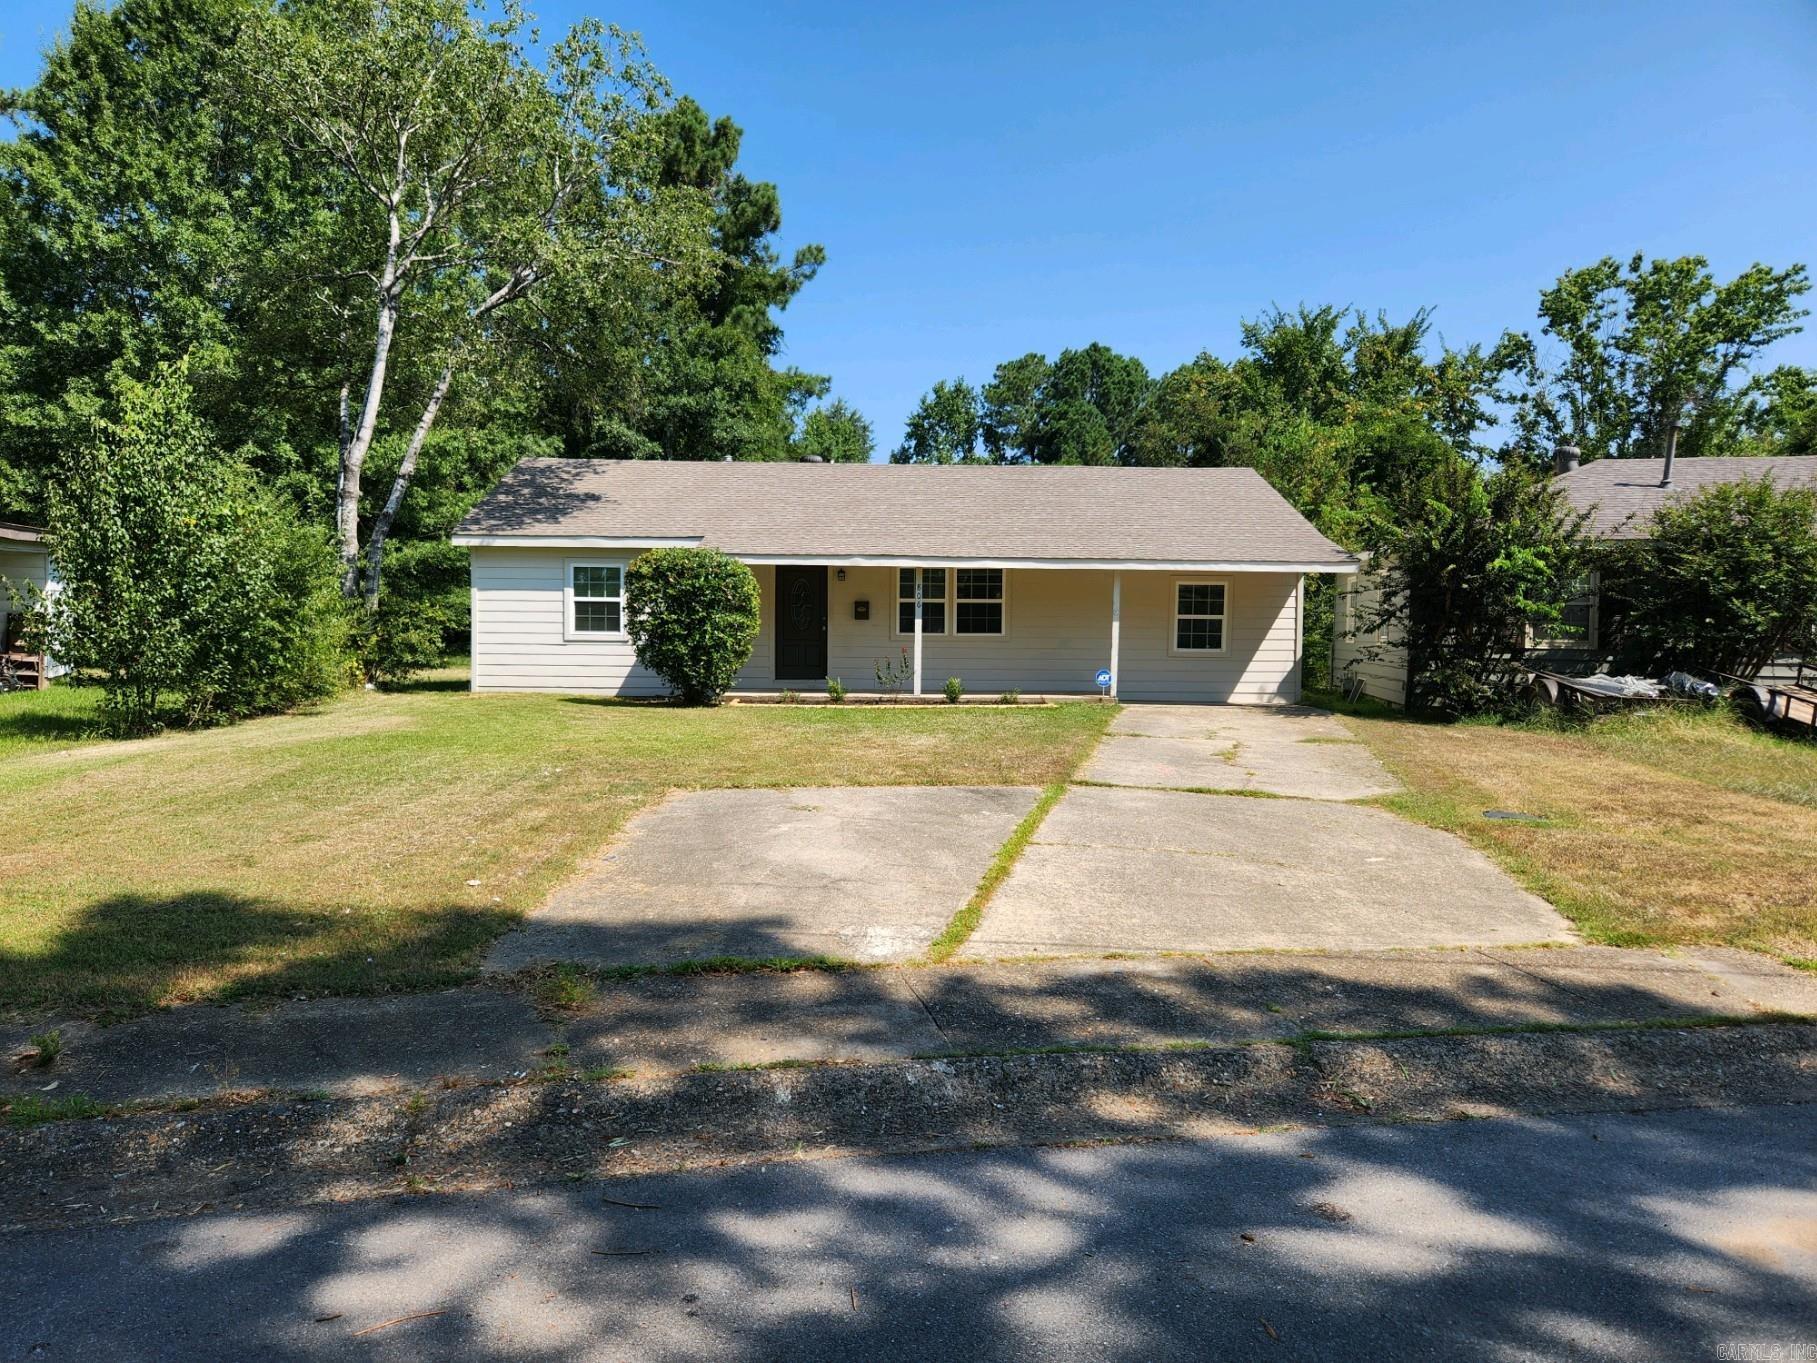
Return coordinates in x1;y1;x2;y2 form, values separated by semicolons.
924;782;1069;963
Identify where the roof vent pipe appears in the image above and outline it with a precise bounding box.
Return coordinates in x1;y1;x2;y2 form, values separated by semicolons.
799;454;825;463
1661;421;1680;488
1554;442;1581;475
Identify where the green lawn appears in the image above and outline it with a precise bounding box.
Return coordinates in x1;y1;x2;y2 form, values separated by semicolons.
1318;696;1817;966
0;677;1110;1017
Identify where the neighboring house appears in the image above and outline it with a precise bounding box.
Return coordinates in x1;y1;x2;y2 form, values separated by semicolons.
0;521;63;687
1333;454;1817;703
454;459;1359;702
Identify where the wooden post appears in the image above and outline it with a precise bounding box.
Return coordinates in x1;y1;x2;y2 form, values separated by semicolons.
912;572;923;697
1109;571;1122;699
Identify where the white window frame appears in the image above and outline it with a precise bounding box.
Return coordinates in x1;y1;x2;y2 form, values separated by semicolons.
1170;576;1230;656
563;558;627;641
893;567;949;638
953;567;1008;637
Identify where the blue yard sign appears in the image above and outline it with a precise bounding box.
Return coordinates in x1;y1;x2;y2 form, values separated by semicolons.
1094;668;1113;689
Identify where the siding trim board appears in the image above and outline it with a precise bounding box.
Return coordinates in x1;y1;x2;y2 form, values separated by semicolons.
470;548;1305;704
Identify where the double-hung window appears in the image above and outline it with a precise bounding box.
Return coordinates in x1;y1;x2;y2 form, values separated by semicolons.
954;568;1005;635
565;560;625;639
897;568;947;635
1172;579;1227;654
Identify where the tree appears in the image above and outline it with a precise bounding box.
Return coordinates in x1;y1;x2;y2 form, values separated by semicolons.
32;365;347;735
1604;479;1817;679
234;0;715;602
624;548;761;704
795;399;874;462
979;353;1050;462
0;0;311;518
1505;253;1811;463
1362;459;1590;716
893;378;982;463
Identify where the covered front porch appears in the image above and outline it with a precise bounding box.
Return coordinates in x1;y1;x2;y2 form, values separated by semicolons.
737;561;1310;705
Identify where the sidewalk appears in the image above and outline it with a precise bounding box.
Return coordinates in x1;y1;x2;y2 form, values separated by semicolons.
7;945;1813;1106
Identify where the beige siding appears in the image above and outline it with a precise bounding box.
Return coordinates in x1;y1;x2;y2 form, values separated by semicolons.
1332;570;1408;706
470;549;1303;703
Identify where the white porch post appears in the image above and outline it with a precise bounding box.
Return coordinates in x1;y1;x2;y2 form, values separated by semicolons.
1109;570;1122;699
912;572;924;697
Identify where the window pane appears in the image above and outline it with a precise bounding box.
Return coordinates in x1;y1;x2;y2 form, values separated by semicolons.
1175;617;1223;651
574;565;615;598
574;600;621;633
1177;582;1225;616
898;600;945;634
923;567;946;596
956;568;1002;601
956;601;1002;635
898;568;916;599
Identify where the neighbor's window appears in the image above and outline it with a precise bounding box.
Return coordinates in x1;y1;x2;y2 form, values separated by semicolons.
955;568;1005;635
1529;573;1598;650
897;567;947;634
569;561;624;636
1173;580;1227;653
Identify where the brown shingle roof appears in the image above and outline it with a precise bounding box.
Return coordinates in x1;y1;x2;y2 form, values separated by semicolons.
455;459;1357;568
1555;456;1817;539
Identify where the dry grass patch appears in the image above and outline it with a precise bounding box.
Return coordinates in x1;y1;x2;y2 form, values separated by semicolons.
0;678;1110;1016
1328;704;1817;963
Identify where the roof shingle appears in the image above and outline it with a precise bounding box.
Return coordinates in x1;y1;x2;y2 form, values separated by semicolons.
1555;456;1817;539
456;459;1357;568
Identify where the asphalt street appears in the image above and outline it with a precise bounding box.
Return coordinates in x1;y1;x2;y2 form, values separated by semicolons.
6;1104;1813;1361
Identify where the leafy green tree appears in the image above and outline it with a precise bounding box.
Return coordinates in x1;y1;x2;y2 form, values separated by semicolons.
1361;459;1590;716
1505;253;1811;463
979;353;1050;462
795;399;874;462
1735;365;1817;456
893;379;982;463
234;0;716;601
625;548;761;704
32;366;347;735
0;0;307;517
1603;479;1817;679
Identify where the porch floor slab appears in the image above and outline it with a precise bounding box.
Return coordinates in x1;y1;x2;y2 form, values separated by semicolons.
1081;703;1399;800
484;786;1040;971
969;784;1574;956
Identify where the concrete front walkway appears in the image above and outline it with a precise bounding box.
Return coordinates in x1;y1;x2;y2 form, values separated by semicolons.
1082;703;1400;799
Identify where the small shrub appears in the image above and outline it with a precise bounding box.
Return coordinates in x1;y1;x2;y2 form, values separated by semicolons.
943;676;964;704
354;592;453;689
874;647;911;701
825;676;847;703
624;548;761;705
998;689;1021;705
777;688;800;704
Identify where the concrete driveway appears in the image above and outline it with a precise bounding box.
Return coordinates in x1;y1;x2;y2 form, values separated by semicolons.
1082;703;1399;799
975;703;1572;956
485;786;1037;970
969;783;1572;954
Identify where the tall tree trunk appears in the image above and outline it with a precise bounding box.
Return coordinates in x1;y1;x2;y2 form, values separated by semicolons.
337;291;401;597
363;360;454;610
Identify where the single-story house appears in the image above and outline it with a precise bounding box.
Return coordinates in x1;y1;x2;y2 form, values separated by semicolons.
454;459;1359;702
0;520;62;688
1333;454;1817;704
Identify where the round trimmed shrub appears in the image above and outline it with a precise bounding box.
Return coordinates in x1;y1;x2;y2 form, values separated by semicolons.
625;548;762;705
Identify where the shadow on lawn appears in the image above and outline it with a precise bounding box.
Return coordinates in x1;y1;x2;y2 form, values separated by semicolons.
0;890;515;1018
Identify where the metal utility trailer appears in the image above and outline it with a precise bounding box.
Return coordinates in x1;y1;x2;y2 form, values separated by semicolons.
1530;671;1670;712
1723;670;1817;733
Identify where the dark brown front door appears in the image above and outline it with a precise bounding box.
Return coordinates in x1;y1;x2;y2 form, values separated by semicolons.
775;565;828;681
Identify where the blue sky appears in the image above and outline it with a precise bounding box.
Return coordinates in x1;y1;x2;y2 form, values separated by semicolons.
4;0;1815;454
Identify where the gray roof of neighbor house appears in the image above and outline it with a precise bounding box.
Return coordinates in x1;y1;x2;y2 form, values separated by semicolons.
455;459;1359;570
0;521;46;545
1555;456;1817;539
